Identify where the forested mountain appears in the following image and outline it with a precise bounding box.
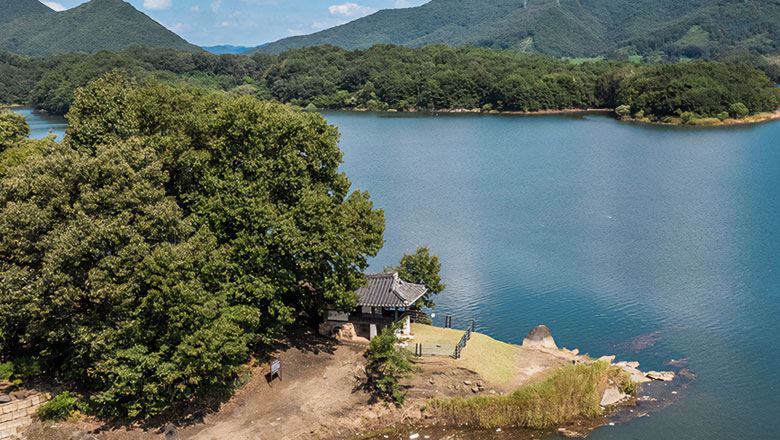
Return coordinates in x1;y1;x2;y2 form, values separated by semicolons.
0;0;201;56
0;0;53;24
252;0;780;59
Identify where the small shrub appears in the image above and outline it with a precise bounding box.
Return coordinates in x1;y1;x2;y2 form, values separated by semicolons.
37;392;84;421
634;110;645;118
729;102;750;118
0;362;13;382
615;105;631;117
304;102;318;112
717;111;730;121
365;325;415;405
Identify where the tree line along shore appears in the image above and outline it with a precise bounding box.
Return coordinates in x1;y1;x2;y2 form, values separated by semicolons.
1;44;779;125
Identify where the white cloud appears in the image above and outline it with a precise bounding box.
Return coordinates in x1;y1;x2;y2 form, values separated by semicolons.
212;0;223;13
328;3;374;17
143;0;172;10
42;1;66;11
191;5;200;12
395;0;408;7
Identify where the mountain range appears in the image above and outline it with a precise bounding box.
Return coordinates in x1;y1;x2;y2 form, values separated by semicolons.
1;0;779;61
0;0;200;57
251;0;780;59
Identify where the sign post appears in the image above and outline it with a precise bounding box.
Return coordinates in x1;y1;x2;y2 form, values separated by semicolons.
270;358;282;382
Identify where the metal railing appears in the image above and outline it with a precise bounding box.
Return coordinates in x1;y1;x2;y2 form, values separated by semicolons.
454;319;476;359
411;318;476;359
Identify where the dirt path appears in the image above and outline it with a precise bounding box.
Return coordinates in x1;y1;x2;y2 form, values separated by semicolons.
179;339;375;440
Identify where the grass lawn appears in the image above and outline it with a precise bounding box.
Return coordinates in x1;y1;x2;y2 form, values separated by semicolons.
410;323;520;385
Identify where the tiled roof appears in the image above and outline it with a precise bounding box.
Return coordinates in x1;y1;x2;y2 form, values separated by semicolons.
355;272;427;307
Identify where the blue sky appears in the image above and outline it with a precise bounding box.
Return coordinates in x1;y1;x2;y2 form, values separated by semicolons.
42;0;429;47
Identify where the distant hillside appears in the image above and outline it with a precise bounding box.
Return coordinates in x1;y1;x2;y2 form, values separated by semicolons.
0;0;201;56
0;0;53;24
251;0;780;58
202;45;255;55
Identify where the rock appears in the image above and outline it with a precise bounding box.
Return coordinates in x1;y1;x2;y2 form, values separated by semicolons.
600;386;627;406
471;387;479;393
597;355;616;364
163;423;180;440
522;325;557;349
615;361;651;384
463;380;472;385
338;323;357;340
489;389;496;394
646;371;675;382
0;394;11;403
429;378;435;385
557;428;584;438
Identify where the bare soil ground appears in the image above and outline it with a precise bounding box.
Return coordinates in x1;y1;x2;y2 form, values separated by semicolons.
22;326;591;440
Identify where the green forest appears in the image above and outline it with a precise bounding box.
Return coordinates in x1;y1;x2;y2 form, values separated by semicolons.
0;74;385;419
2;45;779;124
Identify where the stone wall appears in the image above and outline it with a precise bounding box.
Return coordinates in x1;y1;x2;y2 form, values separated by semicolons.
0;393;49;439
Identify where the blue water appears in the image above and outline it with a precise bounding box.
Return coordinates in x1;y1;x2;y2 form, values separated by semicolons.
323;111;780;439
10;107;67;140
16;108;780;438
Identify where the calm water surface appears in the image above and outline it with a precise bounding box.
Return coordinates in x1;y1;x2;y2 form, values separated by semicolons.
16;109;780;438
323;111;780;439
11;107;67;140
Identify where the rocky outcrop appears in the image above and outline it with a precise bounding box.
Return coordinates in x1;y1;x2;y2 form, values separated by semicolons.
597;355;615;364
600;386;627;406
522;325;557;349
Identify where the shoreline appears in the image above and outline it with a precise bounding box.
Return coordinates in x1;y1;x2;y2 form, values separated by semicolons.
17;325;689;440
331;106;780;126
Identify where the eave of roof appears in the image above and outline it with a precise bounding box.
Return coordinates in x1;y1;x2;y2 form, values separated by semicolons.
355;271;427;308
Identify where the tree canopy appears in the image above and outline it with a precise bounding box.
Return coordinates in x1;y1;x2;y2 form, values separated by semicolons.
388;246;445;309
1;45;778;122
0;73;385;419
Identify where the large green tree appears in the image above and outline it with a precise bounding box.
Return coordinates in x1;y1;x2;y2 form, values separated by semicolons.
0;109;29;151
0;73;385;419
388;246;445;309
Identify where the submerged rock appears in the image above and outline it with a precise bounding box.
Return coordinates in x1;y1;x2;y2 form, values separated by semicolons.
522;325;558;349
646;371;675;382
615;361;651;384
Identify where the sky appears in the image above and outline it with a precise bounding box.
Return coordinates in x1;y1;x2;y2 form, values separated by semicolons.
41;0;429;47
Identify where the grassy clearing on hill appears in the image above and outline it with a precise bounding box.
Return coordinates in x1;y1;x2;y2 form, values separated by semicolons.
424;361;633;429
409;323;520;385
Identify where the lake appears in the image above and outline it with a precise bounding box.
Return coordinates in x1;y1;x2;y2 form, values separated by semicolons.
15;108;780;439
8;107;67;140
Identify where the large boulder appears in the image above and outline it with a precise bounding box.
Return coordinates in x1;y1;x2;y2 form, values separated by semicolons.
522;325;557;349
600;386;627;406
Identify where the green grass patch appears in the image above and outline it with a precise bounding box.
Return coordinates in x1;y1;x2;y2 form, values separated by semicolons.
689;117;721;126
424;362;632;429
410;324;519;384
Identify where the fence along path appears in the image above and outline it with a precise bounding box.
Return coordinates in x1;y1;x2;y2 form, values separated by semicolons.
413;319;476;359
